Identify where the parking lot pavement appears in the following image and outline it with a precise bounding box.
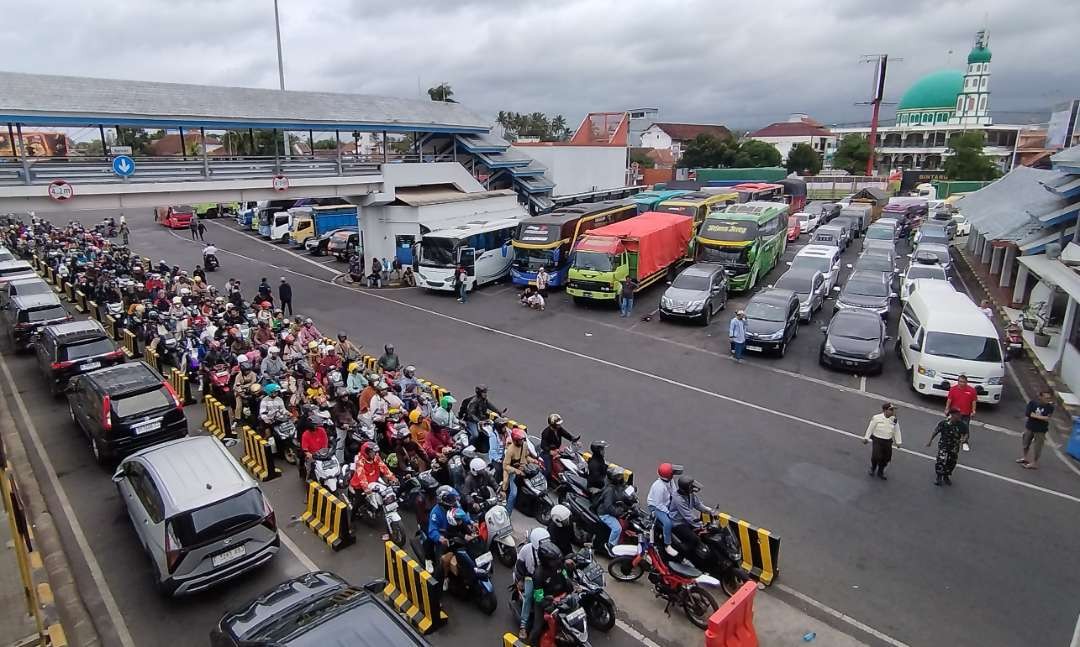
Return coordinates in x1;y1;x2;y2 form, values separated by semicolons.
24;210;1080;647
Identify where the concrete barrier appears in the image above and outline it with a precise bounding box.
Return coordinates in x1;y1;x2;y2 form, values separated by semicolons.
86;300;100;323
202;395;231;439
299;481;353;550
419;378;450;402
382;541;447;634
62;281;75;302
579;449;633;486
239;426;280;481
121;329;139;358
74;290;87;313
103;314;120;342
502;633;527;646
702;512;780;586
168;368;195;405
704;580;759;647
143;345;160;372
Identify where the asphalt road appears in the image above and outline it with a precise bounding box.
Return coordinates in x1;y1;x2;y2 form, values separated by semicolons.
9;208;1080;647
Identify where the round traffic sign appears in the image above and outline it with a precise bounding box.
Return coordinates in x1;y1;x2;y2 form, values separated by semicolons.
272;175;289;192
47;179;74;202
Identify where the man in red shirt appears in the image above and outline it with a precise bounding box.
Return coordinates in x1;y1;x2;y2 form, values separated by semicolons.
945;374;978;449
299;425;329;481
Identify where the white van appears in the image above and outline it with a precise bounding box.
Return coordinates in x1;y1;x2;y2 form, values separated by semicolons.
898;284;1004;403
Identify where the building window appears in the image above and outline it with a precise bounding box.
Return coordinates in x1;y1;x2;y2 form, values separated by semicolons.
936;112;946;123
923;112;932;124
979;96;987;113
900;113;908;124
957;97;964;112
967;96;976;112
980;76;988;89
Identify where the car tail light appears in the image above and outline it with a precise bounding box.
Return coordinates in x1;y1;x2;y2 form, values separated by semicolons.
101;395;112;431
13;323;31;331
261;495;277;531
164;522;186;573
105;350;125;360
51;360;74;370
162;381;182;410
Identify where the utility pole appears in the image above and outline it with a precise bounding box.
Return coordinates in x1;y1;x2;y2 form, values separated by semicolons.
274;0;289;159
857;54;890;177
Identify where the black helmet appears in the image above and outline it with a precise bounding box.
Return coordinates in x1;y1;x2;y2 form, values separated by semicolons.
419;472;439;493
384;343;394;354
537;539;562;568
606;465;625;485
475;384;488;396
338;331;347;340
589;440;608;456
676;475;699;495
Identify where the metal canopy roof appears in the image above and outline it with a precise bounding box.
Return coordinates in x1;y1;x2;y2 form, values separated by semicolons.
0;71;490;134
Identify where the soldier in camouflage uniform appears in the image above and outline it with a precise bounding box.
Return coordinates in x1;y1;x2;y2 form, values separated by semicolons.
928;409;965;486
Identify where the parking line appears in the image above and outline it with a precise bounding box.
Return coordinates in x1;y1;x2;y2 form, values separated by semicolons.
1071;610;1080;647
0;352;137;647
774;583;910;647
859;376;867;392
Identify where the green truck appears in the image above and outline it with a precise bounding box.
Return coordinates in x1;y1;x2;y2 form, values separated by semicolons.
192;202;240;219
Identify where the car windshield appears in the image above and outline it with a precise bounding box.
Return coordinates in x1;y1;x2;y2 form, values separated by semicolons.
832;316;881;341
746;300;787;322
174;205;194;214
513;248;557;272
573;251;615;272
846;277;888;297
418;237;457;267
924;332;1002;362
60;338;114;361
112;388;170;418
866;226;893;240
21;305;66;323
657;204;697;217
672;273;710;290
257;594;418;647
774;274;812;294
906;265;946;281
169;489;264;547
791;255;832;274
855;257;892;273
0;266;32;276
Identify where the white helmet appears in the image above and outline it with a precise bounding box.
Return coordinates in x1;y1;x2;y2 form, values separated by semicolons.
469;457;487;476
528;527;550;548
550;504;571;527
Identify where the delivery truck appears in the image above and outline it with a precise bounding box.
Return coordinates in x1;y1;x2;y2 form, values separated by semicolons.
290;205;359;247
566;211;694;304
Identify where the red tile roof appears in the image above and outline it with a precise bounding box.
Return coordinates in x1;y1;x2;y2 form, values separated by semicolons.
649;122;732;142
749;119;832;138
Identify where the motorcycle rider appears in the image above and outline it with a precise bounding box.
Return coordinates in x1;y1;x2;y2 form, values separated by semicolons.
334;332;362;368
465;385;503;442
349;441;398;500
408;407;430;445
345;362;367;396
258;383;289;435
422;423;454;461
546;505;575;556
231;360;259;427
297;318;322;346
527;540;574;644
431;394;458;432
461;457;499;509
396;365;420;407
259;345;286;384
502;428;539;517
540;413;580;478
369;382;403;422
514;528;551;639
586;440;609;491
299;423;329;481
648;463;679;556
427;486;471;585
596;466;631;555
669;476;715;557
202;242;218;268
377;343;401;374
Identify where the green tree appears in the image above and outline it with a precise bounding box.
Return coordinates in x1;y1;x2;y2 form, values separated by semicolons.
786;143;822;175
312;139;338;150
427;83;456;102
630;149;655;169
733;139;782;168
114;127;158;156
679;134;731;168
495;111;570;142
943;131;1001;181
832;134;870;175
75;140;105;156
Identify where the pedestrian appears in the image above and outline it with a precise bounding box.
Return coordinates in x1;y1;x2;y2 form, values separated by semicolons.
278;277;293;316
119;222;130;246
257;277;273;304
618;276;637;317
197;220;207;241
1018;390;1054;470
979;299;994;320
535;266;549;299
928;409;965;486
189;215;199;240
944;374;978;451
863;402;902;479
728;310;747;363
402;266;416;287
369;257;382;288
456;265;469;303
381;257;391;285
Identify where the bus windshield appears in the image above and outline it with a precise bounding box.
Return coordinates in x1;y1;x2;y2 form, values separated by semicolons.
699;219;759;243
419;237;457;267
573;251;616;272
513;247;556;272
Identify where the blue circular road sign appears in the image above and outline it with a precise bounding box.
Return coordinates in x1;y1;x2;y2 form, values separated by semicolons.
112;155;136;177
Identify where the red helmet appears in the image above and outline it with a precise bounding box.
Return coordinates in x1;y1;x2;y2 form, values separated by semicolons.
510;428;526;442
360;441;376;459
657;463;674;480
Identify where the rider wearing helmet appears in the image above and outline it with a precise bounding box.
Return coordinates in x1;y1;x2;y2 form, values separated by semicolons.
231;359;260;426
461;457;498;506
501;427;538;518
396;365;419;404
377;344;400;373
258;383;288;432
525;539;573;642
514;528;551;638
334;332;362;366
427;486;472;583
545;504;575;555
669;475;714;556
414;472;441;531
345;361;367;395
596;465;631;554
539;413;580;478
430;394;457;431
586;440;609;490
349;441;397;494
464;385;503;442
407;407;430;445
648;463;679;554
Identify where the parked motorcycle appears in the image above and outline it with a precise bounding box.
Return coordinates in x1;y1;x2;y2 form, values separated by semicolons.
515;463;553;524
1005;321;1024;360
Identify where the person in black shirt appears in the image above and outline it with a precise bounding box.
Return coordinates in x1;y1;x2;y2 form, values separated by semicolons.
278;277;293;316
540;413;580;477
928;409;965;486
1019;390;1054;470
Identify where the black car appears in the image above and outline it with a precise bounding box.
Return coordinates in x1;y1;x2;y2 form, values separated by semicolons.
819;309;888;374
820;203;842;224
833;270;892;318
1;277;52;308
36;320;125;395
4;293;70;351
211;572;430;647
67;361;187;464
831;215;861;240
305;227;356;257
327;229;361;261
743;288;801;357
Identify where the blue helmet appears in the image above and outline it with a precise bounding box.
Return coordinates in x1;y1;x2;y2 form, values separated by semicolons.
263;383;281;396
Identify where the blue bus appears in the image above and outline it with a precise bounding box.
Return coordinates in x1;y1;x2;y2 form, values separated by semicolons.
510;200;637;287
631;189;690;214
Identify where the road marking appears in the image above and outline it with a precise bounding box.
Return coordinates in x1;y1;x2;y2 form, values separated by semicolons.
278;529;319;572
0;353;137;647
1071;610;1080;647
614;619;663;647
859;376;867;392
774;583;911;647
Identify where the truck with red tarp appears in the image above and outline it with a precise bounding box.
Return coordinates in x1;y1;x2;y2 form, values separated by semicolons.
565;211;694;303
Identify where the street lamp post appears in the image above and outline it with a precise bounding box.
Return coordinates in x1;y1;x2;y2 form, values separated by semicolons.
274;0;290;159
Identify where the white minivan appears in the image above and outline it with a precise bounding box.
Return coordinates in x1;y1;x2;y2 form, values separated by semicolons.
897;284;1004;403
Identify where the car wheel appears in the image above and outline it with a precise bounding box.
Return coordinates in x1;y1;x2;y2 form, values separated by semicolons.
89;435;104;464
778;340;787;357
702;305;712;326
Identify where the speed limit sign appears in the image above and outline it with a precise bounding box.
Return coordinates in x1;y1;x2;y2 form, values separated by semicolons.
47;179;74;202
271;175;289;192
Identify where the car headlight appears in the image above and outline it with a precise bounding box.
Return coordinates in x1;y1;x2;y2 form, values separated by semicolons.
986;376;1003;386
917;365;936;377
764;330;785;340
868;348;881;359
686;299;705;311
824;340;836;354
661;296;672;308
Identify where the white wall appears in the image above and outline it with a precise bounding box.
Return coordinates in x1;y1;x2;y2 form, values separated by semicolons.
514;146;627;196
758;135;837;164
639;128;672;150
1060;332;1080;396
364;162;485;205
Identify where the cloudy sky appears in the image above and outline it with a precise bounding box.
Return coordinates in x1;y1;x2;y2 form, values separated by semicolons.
3;0;1077;130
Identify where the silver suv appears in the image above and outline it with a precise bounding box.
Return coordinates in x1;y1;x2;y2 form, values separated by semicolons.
112;436;278;595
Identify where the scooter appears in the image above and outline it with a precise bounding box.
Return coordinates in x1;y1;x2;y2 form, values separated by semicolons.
670;520;751;597
445;534;497;615
568;547;617;633
266;413;299;464
514;463;553;524
469;487;517;568
203;253;219;271
1005;322;1024;360
310;447;344;493
351;480;406;546
507;589;590;647
206;364;234;406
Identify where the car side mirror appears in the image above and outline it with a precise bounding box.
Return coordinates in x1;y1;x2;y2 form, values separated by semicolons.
909;343;920;351
832;286;841;292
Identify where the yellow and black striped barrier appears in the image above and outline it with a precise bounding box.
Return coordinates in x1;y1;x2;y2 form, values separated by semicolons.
74;289;87;313
579;450;633;486
502;633;528;647
299;481;353;551
202;395;231;439
45;265;56;286
362;354;378;372
31;254;40;272
121;329;138;358
86;300;100;323
419;379;450;402
702;511;780;586
488;410;528;433
168;367;195;405
143;345;160;372
103;314;120;342
62;281;74;302
240;426;280;481
382;541;446;634
2;465;69;647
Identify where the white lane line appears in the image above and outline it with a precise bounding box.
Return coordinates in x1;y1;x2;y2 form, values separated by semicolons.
0;353;137;647
1071;610;1080;647
278;529;319;572
859;376;867;392
774;583;910;647
614;619;663;647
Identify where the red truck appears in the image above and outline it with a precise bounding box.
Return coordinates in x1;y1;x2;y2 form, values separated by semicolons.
155;205;194;229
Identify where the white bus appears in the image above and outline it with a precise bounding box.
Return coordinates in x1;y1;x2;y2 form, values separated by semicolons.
415;218;521;292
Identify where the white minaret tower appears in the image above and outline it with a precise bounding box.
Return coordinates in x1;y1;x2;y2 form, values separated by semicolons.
951;29;992;126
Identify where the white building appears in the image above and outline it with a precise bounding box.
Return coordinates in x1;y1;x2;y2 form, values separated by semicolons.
747;114;836;164
511;144;628;197
639;122;732;161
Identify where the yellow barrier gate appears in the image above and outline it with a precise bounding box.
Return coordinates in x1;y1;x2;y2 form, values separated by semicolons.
382;541;447;634
168;368;195;405
62;281;74;302
299;482;353;550
578;450;634;486
240;426;280;481
86;300;100;323
502;633;528;647
362;354;378;372
202;395;231;439
74;290;87;313
419;379;450;402
702;511;780;586
143;345;160;372
102;314;120;342
121;329;138;359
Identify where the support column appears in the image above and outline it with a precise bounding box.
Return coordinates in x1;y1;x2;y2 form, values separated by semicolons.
981;240;993;265
99;125;108;159
382;131;388;163
15;124;30;185
1000;246;1017;288
1054;297;1075;373
973;233;984;257
990;245;1005;274
967;229;978;252
1013;264;1029;305
179;126;187;161
200;127;209;178
335;130;343;175
452;136;457;162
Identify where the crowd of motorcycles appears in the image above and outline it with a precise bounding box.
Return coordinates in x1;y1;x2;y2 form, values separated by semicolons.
5;214;755;647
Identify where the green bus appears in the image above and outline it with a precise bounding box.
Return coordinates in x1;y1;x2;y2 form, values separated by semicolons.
694;201;788;292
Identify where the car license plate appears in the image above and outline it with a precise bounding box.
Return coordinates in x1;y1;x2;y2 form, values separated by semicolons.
211;545;246;567
132;418;162;434
81;361;101;371
671;307;685;313
746;345;763;352
582;291;593;298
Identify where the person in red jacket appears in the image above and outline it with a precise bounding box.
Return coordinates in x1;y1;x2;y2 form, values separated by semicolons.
299;425;329;480
349;442;397;493
422;425;454;461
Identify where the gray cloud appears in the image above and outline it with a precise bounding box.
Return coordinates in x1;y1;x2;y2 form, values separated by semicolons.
1;0;1075;131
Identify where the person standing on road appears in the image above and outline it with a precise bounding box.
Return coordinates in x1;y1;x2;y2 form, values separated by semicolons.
928;409;965;486
197;219;207;241
189;215;199;240
278;277;293;316
618;276;637;317
1018;390;1055;470
729;310;747;363
119;222;130;246
863;402;902;479
381;257;391;285
979;299;995;320
945;374;977;451
535;266;549;299
456;265;469;303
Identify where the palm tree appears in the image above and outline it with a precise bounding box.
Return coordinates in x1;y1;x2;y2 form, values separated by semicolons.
351;130;362;156
427;83;456;103
551;114;568;141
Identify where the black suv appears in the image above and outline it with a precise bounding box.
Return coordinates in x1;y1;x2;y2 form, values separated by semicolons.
4;293;70;351
211;572;430;647
67;362;187;464
36;320;125;395
743;288;801;357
